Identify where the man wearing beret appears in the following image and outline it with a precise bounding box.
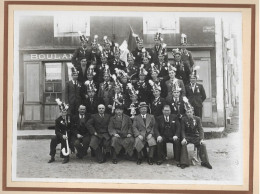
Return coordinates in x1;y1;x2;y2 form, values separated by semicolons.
132;102;157;165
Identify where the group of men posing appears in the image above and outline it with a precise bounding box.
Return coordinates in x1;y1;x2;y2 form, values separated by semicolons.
48;32;212;169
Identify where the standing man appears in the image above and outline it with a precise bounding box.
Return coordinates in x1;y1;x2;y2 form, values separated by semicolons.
71;105;91;159
65;65;82;116
150;31;168;65
133;102;157;165
48;99;71;164
77;57;89;84
87;104;111;163
185;67;206;119
108;105;135;164
180;34;194;71
180;102;212;169
103;36;115;64
132;34;144;66
155;105;181;165
90;35;102;66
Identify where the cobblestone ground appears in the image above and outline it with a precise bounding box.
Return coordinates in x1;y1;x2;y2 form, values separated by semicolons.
15;132;242;183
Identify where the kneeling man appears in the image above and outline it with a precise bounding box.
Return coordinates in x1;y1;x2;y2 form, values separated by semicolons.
133;102;157;165
108;105;135;164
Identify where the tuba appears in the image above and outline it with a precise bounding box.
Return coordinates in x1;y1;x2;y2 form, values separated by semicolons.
61;131;70;156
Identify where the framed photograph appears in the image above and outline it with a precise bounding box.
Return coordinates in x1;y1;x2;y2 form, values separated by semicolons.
0;0;258;193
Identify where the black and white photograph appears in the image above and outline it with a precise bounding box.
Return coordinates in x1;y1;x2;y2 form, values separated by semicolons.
12;9;243;185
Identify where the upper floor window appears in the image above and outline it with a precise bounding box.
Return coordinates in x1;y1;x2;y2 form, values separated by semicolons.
54;14;90;37
143;15;179;34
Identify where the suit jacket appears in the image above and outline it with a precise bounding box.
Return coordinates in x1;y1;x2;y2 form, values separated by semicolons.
185;83;206;108
149;45;168;64
172;60;191;85
132;47;143;65
154;61;170;81
132;114;156;138
86;113;111;135
126;64;139;82
108;114;133;138
165;78;186;99
155;114;180;138
110;59;126;74
71;114;91;137
65;80;82;105
134;80;152;103
82;95;104;114
166;97;186;117
55;115;72;139
98;81;114;107
71;47;91;67
90;49;101;65
181;115;204;140
150;97;167;117
180;49;194;69
77;65;89;84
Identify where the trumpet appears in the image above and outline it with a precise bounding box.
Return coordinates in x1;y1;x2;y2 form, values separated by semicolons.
61;131;70;156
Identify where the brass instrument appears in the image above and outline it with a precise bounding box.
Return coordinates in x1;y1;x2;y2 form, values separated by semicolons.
61;131;70;156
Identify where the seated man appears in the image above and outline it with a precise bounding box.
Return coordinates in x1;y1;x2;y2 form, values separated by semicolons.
180;102;212;169
155;105;181;165
108;105;135;164
48;99;71;164
87;104;111;163
133;102;157;165
71;105;91;159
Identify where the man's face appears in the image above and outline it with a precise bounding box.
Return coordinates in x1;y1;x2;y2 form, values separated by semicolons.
115;108;123;116
105;43;110;51
78;105;86;115
128;58;134;65
103;75;110;82
61;110;67;117
190;77;197;84
92;43;97;49
154;39;161;46
87;74;93;81
153;90;161;98
142;57;149;65
87;90;95;98
80;59;87;66
174;54;181;62
162;107;171;116
158;55;164;62
130;95;138;102
121;77;128;83
139;74;146;81
101;57;107;64
114;52;120;59
169;71;176;79
151;72;158;80
81;41;87;48
72;74;78;80
137;42;143;49
186;109;194;118
98;105;105;114
114;86;121;93
173;91;180;98
139;107;147;115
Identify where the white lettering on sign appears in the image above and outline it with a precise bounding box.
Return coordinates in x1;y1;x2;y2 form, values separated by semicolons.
27;53;73;61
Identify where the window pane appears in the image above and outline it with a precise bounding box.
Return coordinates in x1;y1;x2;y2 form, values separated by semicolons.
45;63;62;81
54;83;62;92
45;83;53;92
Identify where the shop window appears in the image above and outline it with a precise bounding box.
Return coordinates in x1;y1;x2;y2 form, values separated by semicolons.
44;63;62;103
54;14;90;37
143;15;179;34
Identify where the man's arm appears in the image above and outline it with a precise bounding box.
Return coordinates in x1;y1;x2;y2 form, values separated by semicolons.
132;117;140;137
108;118;117;136
86;115;96;135
197;117;204;140
200;84;206;102
174;116;181;138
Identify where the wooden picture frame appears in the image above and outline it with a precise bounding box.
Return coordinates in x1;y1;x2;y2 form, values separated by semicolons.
0;0;258;193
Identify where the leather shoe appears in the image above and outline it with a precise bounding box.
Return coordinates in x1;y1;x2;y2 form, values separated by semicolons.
156;160;163;165
180;164;188;169
48;157;55;163
62;158;69;164
98;159;105;164
201;162;212;169
136;159;142;165
148;158;153;165
112;159;118;164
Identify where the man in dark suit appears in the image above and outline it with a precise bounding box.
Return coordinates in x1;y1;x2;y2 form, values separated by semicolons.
154;105;181;165
87;104;111;163
65;66;82;116
71;33;91;68
103;36;115;64
132;34;144;66
180;104;212;169
90;35;102;66
149;80;167;117
185;69;206;119
71;105;91;159
108;105;135;164
180;40;194;71
133;102;157;165
77;57;89;84
110;45;127;74
48;99;71;164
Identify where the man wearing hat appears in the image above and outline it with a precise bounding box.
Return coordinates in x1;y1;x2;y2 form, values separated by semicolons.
96;50;110;83
126;52;139;83
83;80;104;114
166;82;186;119
180;34;194;71
110;44;127;74
150;31;168;65
65;66;82;116
172;48;191;85
71;105;92;159
48;99;71;164
155;47;170;81
87;104;111;163
108;104;135;164
185;67;206;119
165;64;186;101
149;80;167;117
154;104;181;165
71;32;91;68
103;36;115;64
132;102;157;165
179;103;212;169
125;83;140;119
132;34;144;66
90;35;102;66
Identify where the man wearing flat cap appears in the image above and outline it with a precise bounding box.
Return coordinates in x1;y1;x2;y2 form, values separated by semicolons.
108;105;135;164
132;102;157;165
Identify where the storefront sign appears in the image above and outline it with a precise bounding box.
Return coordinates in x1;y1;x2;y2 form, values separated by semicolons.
203;26;215;33
23;53;73;61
